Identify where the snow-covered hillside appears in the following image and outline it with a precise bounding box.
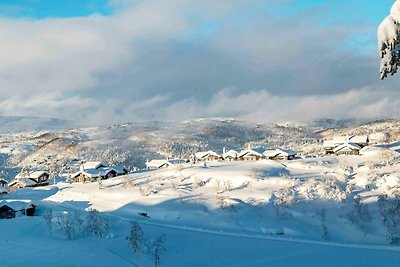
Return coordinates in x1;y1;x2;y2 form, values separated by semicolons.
2;140;400;266
0;117;363;181
1;118;400;266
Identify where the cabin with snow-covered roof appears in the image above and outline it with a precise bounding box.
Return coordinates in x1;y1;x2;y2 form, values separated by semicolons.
9;171;49;190
238;148;264;161
0;200;37;219
263;149;296;160
0;179;8;194
83;161;106;170
333;143;361;156
145;160;172;170
194;151;221;161
324;135;369;154
222;150;239;161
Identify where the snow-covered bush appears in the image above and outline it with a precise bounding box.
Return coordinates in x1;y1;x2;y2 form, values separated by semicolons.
347;197;371;236
86;208;110;238
43;209;53;233
126;221;145;253
152;234;166;267
318;208;328;240
54;211;84;240
272;187;297;219
123;176;134;188
378;195;400;244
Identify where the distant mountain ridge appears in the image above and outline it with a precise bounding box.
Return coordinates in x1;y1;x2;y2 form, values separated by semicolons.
0;116;77;133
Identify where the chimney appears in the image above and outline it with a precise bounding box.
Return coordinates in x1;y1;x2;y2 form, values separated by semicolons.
223;147;226;154
248;144;251;150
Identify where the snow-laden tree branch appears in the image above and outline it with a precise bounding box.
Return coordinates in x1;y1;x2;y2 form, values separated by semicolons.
378;1;400;79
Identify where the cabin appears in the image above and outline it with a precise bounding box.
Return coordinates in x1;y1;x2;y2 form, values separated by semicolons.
263;149;296;160
0;179;8;194
333;143;361;156
8;171;49;190
222;150;239;161
109;166;129;176
73;169;106;182
194;151;221;161
72;161;128;183
145;160;172;170
324;135;369;154
0;201;37;219
0;205;15;219
238;149;263;161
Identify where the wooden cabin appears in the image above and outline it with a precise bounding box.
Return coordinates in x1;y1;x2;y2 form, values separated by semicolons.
324;135;369;154
333;143;361;156
0;205;15;219
9;171;49;190
145;160;172;170
0;179;8;194
238;149;263;161
222;150;239;161
194;151;221;161
263;149;296;160
0;202;37;219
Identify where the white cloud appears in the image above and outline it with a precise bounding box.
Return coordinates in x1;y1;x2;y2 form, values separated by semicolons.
0;0;397;125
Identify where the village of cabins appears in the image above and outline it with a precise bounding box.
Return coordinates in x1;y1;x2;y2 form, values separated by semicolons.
0;134;369;195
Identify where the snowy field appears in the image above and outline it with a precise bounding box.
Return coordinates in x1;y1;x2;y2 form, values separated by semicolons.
2;141;400;266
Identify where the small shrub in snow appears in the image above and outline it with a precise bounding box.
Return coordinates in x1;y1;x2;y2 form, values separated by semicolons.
152;234;166;267
123;176;134;188
139;186;156;196
347;197;371;236
250;168;258;181
214;179;224;193
223;180;232;192
378;195;400;244
55;211;83;240
175;164;184;172
318;208;328;240
192;176;205;188
126;221;145;253
272;188;297;219
169;181;178;190
43;209;53;234
380;150;395;165
86;208;110;238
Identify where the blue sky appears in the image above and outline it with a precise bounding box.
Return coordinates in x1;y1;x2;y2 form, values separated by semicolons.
0;0;398;124
0;0;112;18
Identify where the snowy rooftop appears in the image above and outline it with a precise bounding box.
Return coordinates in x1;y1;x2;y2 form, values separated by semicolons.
145;160;172;168
195;150;220;159
83;161;105;170
263;149;295;157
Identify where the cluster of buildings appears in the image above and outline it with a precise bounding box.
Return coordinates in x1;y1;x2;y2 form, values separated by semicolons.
2;161;128;192
0;134;372;191
146;147;296;169
71;161;128;183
